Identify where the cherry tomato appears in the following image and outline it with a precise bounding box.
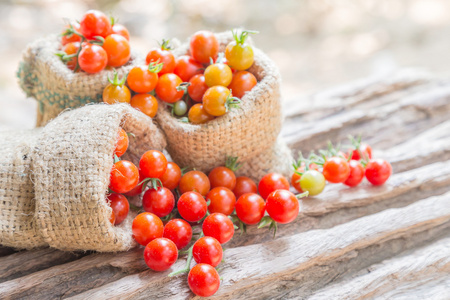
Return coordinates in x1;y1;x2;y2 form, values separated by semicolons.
235;193;265;225
203;86;237;117
146;44;175;75
124;173;143;197
190;31;219;64
111;24;130;41
291;163;320;193
139;150;168;179
228;71;257;98
174;55;203;82
344;160;365;187
127;64;160;94
365;159;392;185
351;143;373;161
62;42;80;71
258;173;290;199
79;10;111;39
160;162;181;190
188;74;208;102
107;193;129;225
206;187;236;216
188;263;220;297
299;170;326;196
163;219;193;249
130;94;158;118
103;34;130;67
109;210;116;225
188;104;215;124
323;157;350;183
132;212;164;246
204;63;233;87
233;176;258;199
177;191;208;222
225;30;255;70
209;166;236;190
173;100;187;116
78;43;107;74
103;72;131;104
193;236;223;267
155;73;184;104
109;160;139;194
61;23;81;45
266;189;299;224
179;170;210;196
144;237;178;271
142;187;175;218
202;213;234;244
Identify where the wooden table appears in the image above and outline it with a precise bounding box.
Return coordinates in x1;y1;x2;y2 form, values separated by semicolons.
1;70;449;299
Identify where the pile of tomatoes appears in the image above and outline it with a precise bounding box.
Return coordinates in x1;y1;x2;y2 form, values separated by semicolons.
291;136;392;196
58;10;131;74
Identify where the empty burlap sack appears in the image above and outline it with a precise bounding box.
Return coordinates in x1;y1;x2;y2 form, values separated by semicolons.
156;32;293;182
17;34;144;127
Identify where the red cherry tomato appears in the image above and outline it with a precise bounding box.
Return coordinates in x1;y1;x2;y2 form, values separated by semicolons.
235;193;265;225
109;160;139;194
127;64;159;94
258;173;290;199
202;213;234;244
344;160;365;187
160;162;182;190
190;31;219;64
323;157;351;183
174;55;203;82
193;236;223;267
109;210;116;225
124;173;143;197
144;237;178;271
139;150;168;179
177;191;208;222
208;166;236;190
351;143;373;161
111;24;130;41
62;42;80;71
266;189;299;224
130;94;158;118
103;34;130;67
114;127;128;157
163;219;193;249
61;23;81;45
232;176;258;199
206;187;236;216
228;71;257;98
155;73;184;104
146;47;175;75
78;43;108;74
179;170;210;196
79;10;111;39
365;159;392;185
132;212;164;246
188;263;220;297
142;187;175;218
188;74;208;102
107;193;129;225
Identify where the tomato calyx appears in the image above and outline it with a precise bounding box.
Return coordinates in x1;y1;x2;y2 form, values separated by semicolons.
148;61;164;73
90;35;105;46
169;231;205;277
257;216;278;238
160;39;173;51
229;214;247;235
231;29;259;45
61;23;83;39
225;156;241;172
139;177;163;192
107;69;127;86
225;91;241;112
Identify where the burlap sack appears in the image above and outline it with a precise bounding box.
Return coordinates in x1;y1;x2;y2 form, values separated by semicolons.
0;104;166;252
156;32;293;182
17;34;143;127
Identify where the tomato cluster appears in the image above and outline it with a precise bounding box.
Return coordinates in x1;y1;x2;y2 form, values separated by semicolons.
291;136;392;196
58;10;131;74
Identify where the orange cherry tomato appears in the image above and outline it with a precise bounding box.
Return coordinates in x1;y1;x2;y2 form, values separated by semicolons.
188;74;208;102
174;55;203;82
103;71;131;104
179;170;211;196
228;71;257;98
204;63;233;87
127;63;162;94
155;73;184;104
103;34;130;67
130;94;158;118
78;43;108;74
111;24;130;41
61;23;81;46
62;42;80;71
189;30;219;64
188;104;215;124
203;86;240;117
225;30;257;71
114;127;129;157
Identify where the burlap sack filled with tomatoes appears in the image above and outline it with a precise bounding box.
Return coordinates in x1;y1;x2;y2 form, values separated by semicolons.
17;34;143;127
156;32;293;182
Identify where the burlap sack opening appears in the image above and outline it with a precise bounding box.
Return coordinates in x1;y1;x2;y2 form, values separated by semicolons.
156;32;293;182
17;34;144;127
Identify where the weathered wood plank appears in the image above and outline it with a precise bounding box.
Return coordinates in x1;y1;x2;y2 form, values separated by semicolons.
308;237;450;300
0;247;16;257
67;192;450;300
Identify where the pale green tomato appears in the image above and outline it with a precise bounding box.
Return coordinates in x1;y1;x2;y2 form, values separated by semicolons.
300;170;326;196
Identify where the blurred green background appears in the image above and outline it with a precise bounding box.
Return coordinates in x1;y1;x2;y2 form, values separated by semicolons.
1;0;450;129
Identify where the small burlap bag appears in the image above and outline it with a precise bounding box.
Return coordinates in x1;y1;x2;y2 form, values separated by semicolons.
17;34;143;127
156;32;293;182
0;129;46;249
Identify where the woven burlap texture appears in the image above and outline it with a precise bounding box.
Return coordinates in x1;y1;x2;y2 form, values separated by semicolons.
17;34;144;127
156;32;293;182
0;129;46;249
